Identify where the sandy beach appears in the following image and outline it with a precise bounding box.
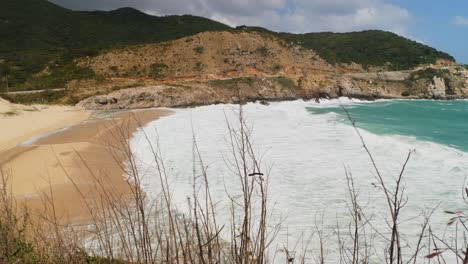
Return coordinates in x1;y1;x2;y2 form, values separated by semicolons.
0;99;171;224
0;99;92;152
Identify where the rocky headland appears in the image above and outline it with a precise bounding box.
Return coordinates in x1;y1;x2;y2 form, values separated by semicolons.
74;31;468;110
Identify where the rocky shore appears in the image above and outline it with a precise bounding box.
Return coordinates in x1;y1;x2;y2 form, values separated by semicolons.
78;66;468;110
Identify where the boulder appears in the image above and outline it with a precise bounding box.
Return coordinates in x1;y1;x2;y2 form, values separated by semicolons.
94;97;109;105
428;77;446;98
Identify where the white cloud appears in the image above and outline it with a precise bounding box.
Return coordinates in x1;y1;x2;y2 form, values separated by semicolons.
50;0;413;36
273;1;412;35
452;16;468;27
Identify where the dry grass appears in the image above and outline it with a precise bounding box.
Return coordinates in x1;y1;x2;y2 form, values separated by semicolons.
1;102;468;263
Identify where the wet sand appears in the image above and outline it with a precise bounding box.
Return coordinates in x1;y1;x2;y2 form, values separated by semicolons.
0;103;91;152
0;108;172;224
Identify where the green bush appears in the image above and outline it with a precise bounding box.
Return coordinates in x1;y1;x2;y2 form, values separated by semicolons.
149;63;168;78
273;64;282;71
257;46;269;57
22;65;97;90
209;77;255;88
195;62;204;71
1;0;230;91
401;90;411;97
238;27;455;70
194;46;204;54
272;76;296;89
410;68;448;80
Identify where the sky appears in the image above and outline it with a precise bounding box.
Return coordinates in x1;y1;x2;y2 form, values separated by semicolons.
49;0;467;63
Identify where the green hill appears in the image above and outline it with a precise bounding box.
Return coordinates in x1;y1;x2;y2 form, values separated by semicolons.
277;30;455;70
0;0;230;90
237;26;455;70
0;0;456;92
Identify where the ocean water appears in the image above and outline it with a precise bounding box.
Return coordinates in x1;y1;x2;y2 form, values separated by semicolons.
308;99;468;152
129;99;468;261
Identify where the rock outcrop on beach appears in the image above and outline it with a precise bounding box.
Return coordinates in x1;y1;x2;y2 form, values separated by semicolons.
77;77;307;110
77;66;468;110
429;77;447;98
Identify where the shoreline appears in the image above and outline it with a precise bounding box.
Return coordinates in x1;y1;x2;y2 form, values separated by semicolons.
0;107;172;224
0;104;91;152
78;90;468;111
2;97;467;224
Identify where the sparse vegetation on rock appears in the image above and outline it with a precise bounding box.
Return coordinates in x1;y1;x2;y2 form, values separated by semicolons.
149;63;168;78
1;0;466;106
194;46;204;54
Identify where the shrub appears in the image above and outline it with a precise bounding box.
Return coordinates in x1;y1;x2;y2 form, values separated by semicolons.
401;90;411;97
194;46;204;54
272;76;296;89
257;46;269;57
410;67;448;80
149;63;168;78
272;30;455;70
25;65;97;90
195;62;204;71
209;77;255;88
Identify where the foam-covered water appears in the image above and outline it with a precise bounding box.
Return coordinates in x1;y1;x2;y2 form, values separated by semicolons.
129;99;468;261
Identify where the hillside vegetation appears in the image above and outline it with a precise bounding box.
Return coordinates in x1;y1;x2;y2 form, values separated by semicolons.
237;26;455;70
0;0;457;97
0;0;230;91
78;31;333;79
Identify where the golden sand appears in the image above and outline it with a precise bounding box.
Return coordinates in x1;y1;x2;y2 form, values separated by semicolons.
0;106;171;224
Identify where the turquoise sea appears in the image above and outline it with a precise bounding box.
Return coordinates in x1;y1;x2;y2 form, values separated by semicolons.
308;99;468;152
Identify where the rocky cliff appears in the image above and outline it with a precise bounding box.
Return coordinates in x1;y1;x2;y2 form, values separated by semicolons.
77;68;468;110
71;32;468;110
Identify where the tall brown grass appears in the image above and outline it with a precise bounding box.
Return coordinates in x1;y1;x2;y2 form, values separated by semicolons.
0;102;467;263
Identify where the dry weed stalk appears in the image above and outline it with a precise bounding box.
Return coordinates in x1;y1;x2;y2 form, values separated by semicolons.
2;101;468;264
29;107;275;264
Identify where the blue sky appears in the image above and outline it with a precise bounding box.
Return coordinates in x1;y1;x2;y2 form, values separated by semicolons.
51;0;467;63
392;0;467;63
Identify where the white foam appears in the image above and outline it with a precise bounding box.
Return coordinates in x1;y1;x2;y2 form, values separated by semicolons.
19;124;74;146
129;100;468;261
310;97;392;108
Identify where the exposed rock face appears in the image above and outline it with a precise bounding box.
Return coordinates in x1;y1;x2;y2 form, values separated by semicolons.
77;77;306;110
77;67;468;110
78;31;336;82
338;78;361;96
70;31;468;108
429;77;446;98
347;71;411;82
445;67;468;97
335;74;409;98
73;30;468;109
